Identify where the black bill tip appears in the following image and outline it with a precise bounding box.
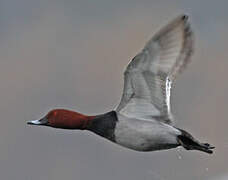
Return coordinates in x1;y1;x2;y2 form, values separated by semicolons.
27;117;48;126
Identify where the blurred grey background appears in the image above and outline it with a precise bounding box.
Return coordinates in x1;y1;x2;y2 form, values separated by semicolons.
0;0;228;180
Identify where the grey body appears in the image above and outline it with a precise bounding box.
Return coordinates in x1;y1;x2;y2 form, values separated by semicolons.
84;110;213;153
114;113;181;151
88;111;181;152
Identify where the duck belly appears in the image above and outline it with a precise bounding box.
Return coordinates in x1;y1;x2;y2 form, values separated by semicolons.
114;116;181;152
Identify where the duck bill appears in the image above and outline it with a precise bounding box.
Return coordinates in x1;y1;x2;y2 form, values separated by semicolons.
27;117;48;126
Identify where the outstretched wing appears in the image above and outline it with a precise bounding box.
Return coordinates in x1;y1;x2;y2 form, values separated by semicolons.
116;15;194;125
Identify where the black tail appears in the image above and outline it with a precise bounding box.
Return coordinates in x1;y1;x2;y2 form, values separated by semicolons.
177;129;215;154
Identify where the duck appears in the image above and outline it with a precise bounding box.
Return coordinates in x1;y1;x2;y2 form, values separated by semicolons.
27;15;214;154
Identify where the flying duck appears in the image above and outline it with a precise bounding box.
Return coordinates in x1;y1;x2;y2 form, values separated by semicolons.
28;15;214;154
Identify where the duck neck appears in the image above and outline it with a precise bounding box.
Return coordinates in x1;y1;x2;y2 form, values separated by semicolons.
87;111;118;142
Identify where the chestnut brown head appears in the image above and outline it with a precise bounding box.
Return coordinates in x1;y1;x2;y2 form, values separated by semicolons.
27;109;94;130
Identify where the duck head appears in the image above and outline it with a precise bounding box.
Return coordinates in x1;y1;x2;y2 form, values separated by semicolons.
27;109;94;130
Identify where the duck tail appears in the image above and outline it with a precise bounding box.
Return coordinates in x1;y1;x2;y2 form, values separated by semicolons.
177;129;215;154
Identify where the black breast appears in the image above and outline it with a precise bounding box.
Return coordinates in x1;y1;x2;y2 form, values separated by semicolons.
87;111;118;142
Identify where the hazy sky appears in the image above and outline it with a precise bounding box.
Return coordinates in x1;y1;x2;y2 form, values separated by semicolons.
0;0;228;180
